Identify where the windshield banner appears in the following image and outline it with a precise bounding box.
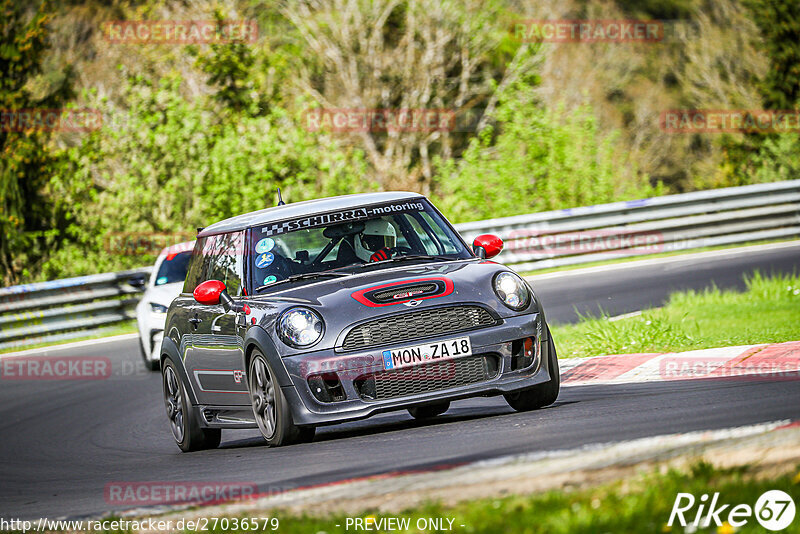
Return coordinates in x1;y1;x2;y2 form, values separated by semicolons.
260;201;425;237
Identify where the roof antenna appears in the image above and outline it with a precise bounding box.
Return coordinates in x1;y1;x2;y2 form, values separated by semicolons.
277;187;286;206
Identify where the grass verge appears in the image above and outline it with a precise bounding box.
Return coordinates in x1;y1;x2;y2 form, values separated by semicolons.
71;462;798;534
550;271;800;358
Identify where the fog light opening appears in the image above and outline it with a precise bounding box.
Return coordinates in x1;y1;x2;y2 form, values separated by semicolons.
308;372;346;402
510;336;536;371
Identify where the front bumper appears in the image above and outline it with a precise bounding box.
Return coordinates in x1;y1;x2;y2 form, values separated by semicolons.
280;312;551;426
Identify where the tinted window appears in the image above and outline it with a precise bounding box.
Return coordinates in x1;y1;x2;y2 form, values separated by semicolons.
154;251;192;286
182;239;207;293
248;199;471;293
206;231;245;296
182;232;245;296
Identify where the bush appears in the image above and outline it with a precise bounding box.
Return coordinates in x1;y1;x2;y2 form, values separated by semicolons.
433;77;662;223
41;76;372;280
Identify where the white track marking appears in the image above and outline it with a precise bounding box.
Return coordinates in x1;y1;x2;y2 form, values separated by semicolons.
0;333;138;359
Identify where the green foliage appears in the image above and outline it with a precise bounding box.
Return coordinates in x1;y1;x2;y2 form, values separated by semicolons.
0;0;73;284
745;0;800;110
190;9;261;114
552;271;800;358
40;73;372;279
434;77;662;223
5;0;799;283
747;133;800;184
722;0;800;187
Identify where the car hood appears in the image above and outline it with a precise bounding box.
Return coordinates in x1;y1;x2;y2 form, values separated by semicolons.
249;259;534;353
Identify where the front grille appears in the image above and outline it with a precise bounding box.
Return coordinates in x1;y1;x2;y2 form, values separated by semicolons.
341;305;497;351
355;355;499;400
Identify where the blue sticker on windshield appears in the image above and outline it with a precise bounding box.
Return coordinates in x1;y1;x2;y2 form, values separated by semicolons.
156;276;168;285
255;237;275;254
263;275;277;285
255;252;274;268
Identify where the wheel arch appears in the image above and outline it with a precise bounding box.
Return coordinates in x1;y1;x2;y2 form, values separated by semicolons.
243;326;294;388
159;335;198;406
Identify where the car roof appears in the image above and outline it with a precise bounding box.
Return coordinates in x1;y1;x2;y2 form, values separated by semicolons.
158;240;195;257
198;191;425;237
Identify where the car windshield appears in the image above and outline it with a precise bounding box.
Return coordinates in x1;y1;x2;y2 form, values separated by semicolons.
248;199;471;291
154;251;192;286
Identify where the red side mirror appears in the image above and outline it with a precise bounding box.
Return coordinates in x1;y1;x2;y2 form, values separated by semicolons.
473;234;503;259
194;280;227;305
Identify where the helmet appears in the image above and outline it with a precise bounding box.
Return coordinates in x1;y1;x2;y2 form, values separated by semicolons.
354;219;396;261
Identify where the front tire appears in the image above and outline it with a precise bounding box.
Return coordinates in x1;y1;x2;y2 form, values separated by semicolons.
248;351;312;446
504;327;560;412
140;337;159;371
162;360;221;452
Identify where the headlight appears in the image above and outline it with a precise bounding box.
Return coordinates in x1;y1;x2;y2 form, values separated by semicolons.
493;272;531;311
277;307;324;348
150;303;168;314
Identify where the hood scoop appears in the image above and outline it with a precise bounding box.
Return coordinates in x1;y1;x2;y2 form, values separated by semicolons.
352;277;453;307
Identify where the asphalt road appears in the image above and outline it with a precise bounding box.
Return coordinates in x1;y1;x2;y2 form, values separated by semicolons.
1;243;799;520
530;242;800;323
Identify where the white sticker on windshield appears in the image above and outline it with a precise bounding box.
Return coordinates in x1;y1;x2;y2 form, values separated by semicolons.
255;237;275;254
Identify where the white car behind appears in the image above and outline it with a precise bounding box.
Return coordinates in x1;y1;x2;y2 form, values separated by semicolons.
135;241;194;370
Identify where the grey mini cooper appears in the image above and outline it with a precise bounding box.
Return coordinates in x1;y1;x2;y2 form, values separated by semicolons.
160;192;559;452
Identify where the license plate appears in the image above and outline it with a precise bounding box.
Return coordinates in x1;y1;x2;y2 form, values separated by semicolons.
382;337;472;371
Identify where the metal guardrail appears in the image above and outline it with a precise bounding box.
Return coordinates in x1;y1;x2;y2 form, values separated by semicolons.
454;179;800;271
1;180;798;350
0;268;151;350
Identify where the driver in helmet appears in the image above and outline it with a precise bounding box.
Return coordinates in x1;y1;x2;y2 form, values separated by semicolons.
354;219;397;262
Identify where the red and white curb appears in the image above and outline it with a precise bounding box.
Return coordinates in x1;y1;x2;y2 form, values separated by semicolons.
560;340;800;386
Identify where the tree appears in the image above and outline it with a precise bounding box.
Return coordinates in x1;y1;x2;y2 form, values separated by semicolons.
280;0;535;193
434;74;661;223
0;0;72;285
745;0;800;110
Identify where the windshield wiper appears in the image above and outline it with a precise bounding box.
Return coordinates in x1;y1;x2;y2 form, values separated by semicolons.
255;271;350;292
341;254;455;271
382;254;454;263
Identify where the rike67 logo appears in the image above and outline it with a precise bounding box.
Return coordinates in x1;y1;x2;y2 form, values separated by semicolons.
669;490;796;531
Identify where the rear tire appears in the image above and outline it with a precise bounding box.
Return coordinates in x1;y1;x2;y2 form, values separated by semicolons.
504;327;560;412
162;360;221;452
408;401;450;419
248;351;308;447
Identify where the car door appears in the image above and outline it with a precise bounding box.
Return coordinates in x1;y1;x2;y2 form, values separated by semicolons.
184;231;250;406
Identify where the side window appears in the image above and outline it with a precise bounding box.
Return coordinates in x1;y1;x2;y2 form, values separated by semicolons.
419;212;459;254
401;215;438;254
181;233;244;296
182;238;207;293
206;231;245;296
